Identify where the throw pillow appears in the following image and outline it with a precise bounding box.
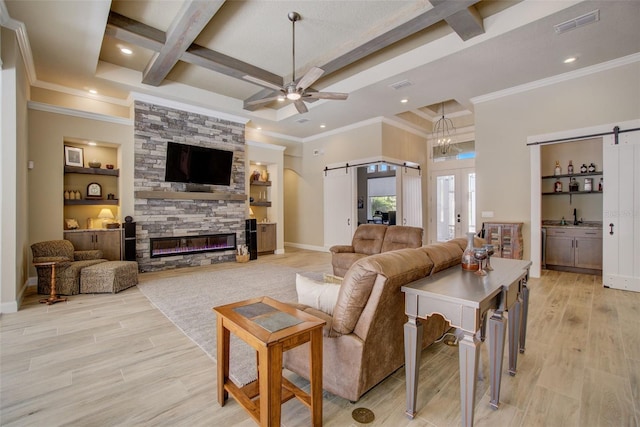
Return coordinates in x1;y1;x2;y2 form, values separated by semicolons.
295;273;341;316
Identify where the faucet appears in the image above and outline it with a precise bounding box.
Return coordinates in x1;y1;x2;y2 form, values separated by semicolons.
573;208;581;225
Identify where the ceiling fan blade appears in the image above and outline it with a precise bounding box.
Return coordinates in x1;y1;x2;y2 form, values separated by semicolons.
245;95;283;107
296;67;324;91
242;75;284;92
303;91;348;100
294;99;308;114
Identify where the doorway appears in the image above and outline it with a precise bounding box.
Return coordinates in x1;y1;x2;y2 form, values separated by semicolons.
430;167;476;242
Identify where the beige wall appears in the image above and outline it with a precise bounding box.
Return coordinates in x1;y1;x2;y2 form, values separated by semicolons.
1;28;30;312
475;61;640;261
28;109;133;273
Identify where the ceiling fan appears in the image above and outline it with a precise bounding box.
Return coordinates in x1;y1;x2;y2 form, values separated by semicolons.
244;12;348;114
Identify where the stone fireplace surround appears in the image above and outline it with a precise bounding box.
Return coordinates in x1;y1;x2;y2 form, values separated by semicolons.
133;101;246;272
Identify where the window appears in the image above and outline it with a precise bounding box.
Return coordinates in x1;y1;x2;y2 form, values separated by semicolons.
367;176;396;220
433;140;476;162
370;196;396;218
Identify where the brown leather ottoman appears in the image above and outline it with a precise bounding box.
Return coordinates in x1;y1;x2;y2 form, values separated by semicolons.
80;261;138;294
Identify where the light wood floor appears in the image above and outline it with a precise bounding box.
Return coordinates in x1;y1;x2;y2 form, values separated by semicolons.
1;247;639;426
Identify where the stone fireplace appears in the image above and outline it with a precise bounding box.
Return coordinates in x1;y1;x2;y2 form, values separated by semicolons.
133;100;246;272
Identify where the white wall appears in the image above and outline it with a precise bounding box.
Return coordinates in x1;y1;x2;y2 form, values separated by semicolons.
475;60;640;263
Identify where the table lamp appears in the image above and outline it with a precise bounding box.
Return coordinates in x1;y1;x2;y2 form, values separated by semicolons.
98;208;115;228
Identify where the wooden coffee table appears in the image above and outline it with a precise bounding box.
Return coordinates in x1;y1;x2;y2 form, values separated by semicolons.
213;296;326;427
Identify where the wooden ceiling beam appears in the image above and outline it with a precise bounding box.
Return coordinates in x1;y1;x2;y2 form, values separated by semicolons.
105;11;283;90
142;0;225;86
319;0;482;76
430;0;484;41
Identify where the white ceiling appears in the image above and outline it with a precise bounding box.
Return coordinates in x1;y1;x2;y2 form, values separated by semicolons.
2;0;639;139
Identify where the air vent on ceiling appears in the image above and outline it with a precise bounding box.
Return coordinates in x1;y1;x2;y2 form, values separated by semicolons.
389;79;413;90
296;118;310;124
554;9;599;34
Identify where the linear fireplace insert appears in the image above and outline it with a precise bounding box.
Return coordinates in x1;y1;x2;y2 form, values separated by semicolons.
150;233;236;258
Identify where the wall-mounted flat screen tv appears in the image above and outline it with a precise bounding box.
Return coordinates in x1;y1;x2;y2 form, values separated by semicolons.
164;142;233;186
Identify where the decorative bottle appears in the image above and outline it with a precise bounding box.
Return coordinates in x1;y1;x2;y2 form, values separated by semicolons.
599;177;603;191
588;162;596;173
64;190;70;200
461;232;479;271
554;179;563;193
580;163;588;173
554;161;561;176
567;160;574;175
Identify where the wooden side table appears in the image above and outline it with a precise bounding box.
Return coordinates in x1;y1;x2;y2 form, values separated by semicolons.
213;296;325;427
34;261;67;305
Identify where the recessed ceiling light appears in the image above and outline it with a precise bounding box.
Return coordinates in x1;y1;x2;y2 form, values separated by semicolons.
256;127;262;130
401;98;409;103
120;47;133;55
87;141;97;146
564;56;577;64
277;96;285;102
88;89;97;94
320;124;326;128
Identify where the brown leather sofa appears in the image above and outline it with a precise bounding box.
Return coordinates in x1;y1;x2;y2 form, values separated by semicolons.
330;224;423;277
284;236;482;402
31;240;107;295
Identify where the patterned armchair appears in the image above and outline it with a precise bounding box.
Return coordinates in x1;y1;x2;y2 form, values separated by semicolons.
31;240;106;295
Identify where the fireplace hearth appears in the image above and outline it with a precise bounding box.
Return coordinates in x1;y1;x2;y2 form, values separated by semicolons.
150;233;236;258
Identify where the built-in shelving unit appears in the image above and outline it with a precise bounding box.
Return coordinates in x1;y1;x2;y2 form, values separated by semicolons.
541;171;603;196
64;165;119;177
250;180;272;207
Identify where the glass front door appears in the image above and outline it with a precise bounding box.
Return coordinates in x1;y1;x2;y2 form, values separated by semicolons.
432;168;475;242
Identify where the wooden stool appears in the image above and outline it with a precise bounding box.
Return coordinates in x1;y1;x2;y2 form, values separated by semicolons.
213;296;325;427
34;261;67;305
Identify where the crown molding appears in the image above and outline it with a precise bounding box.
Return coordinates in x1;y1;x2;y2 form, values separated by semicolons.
33;80;130;107
131;92;250;125
249;129;304;143
472;52;640;105
245;140;286;151
27;101;133;126
302;117;385;143
0;1;37;84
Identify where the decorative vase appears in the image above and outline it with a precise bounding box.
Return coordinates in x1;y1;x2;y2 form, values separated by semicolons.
461;232;479;271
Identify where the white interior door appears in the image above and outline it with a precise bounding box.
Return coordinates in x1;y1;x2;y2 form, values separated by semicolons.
603;131;640;292
323;168;356;249
430;168;476;242
398;167;422;227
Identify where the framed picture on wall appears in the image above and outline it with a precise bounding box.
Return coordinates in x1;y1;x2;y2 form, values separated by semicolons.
64;146;84;167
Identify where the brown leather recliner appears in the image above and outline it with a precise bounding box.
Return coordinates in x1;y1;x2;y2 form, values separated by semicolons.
330;224;423;276
284;241;468;402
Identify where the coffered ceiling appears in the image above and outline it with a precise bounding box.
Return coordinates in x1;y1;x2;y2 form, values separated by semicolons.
2;0;639;139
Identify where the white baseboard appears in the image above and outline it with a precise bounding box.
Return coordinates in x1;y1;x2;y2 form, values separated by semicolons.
284;242;329;253
0;277;35;314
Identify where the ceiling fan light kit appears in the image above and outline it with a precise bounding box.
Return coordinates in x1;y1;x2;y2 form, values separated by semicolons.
244;11;348;114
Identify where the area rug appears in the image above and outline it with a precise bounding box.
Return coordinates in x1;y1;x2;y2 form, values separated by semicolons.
137;263;324;386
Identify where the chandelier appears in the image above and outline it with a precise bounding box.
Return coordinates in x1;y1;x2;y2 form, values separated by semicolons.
433;102;456;155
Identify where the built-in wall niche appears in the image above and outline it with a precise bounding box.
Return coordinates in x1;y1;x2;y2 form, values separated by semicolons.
63;139;120;230
541;138;603;222
249;163;272;222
